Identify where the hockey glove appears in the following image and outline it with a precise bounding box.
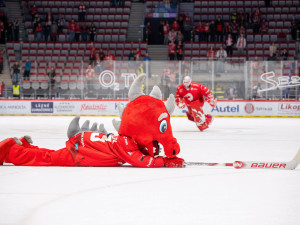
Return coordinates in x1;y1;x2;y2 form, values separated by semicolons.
206;95;217;108
164;157;185;168
175;97;186;109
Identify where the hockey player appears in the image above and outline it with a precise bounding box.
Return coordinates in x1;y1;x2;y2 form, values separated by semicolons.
175;76;217;131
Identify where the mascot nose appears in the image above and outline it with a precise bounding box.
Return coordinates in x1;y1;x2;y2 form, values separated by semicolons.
172;141;180;156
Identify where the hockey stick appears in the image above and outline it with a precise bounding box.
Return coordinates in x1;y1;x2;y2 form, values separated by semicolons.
185;148;300;170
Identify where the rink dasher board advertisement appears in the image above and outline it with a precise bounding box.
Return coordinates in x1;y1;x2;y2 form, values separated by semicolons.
0;100;299;117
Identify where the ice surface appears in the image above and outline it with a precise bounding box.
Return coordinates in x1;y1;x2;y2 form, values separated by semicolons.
0;116;300;225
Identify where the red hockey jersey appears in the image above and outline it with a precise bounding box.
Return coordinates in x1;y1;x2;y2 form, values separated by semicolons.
175;82;212;105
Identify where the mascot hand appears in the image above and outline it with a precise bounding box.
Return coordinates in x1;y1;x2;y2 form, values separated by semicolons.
175;97;186;109
164;157;185;168
206;95;217;108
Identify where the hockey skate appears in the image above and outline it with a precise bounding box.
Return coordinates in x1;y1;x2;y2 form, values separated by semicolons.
197;115;214;131
186;111;194;122
0;137;22;165
205;114;214;126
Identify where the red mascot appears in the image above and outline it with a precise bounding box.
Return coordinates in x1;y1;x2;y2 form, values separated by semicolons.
0;75;184;168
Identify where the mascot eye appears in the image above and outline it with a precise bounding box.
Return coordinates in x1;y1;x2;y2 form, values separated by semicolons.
159;120;167;133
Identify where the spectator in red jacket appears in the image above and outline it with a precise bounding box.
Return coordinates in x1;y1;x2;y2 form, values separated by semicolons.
168;40;176;60
207;46;216;59
68;19;76;42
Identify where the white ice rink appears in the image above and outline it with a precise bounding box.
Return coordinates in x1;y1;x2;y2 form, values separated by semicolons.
0;116;300;225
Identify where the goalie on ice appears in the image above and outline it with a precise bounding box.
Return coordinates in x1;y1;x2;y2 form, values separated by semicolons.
175;76;217;131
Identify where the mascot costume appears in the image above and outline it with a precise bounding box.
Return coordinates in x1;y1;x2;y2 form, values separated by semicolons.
0;74;185;168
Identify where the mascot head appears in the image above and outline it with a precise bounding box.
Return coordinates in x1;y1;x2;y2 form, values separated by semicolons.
112;74;180;158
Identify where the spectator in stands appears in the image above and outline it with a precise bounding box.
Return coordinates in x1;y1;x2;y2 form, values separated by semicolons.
104;51;115;71
196;21;204;42
68;19;76;42
0;21;5;43
267;52;276;61
203;22;209;42
168;28;177;43
13;18;19;41
129;49;135;61
12;81;21;99
231;20;239;43
30;4;37;21
252;83;262;100
215;17;224;42
99;48;106;61
269;42;277;56
23;59;31;81
172;20;180;32
0;80;5;97
216;46;227;73
207;46;216;60
89;23;97;42
78;2;86;22
85;64;95;96
224;22;231;41
44;22;51;42
236;33;246;56
252;8;261;34
227;83;238;100
50;20;58;42
260;19;268;34
281;49;289;61
231;8;237;21
225;34;234;57
176;30;184;43
33;14;40;32
35;23;43;42
57;14;65;34
12;61;21;84
48;66;56;90
183;15;192;42
46;12;52;25
143;52;151;61
89;46;97;66
94;61;102;74
163;21;170;45
168;40;176;60
176;40;183;60
135;48;142;61
75;23;81;42
247;11;253;28
239;25;245;36
290;17;299;41
237;9;245;27
209;20;216;42
6;20;13;41
81;22;88;42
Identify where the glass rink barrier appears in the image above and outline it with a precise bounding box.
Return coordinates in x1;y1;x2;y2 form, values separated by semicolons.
18;60;300;100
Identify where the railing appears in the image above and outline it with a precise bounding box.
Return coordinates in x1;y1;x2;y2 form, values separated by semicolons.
2;60;300;100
